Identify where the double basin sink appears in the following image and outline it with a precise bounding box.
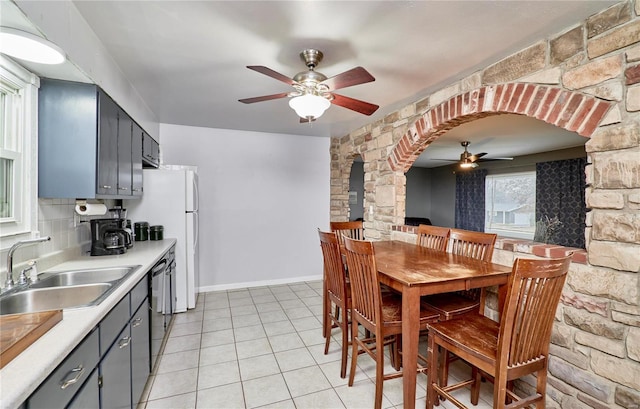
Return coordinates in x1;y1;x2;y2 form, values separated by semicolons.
0;266;141;315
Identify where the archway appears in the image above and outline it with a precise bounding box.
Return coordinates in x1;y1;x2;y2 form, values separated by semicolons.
388;83;612;173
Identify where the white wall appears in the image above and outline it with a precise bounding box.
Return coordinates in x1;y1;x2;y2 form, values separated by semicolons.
160;124;330;290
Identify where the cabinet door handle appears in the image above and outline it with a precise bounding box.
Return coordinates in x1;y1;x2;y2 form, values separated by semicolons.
102;185;112;189
132;188;142;192
118;187;129;191
132;317;143;327
118;336;132;348
60;365;85;390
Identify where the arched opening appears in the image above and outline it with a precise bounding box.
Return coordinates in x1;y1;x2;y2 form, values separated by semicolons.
406;114;589;247
391;84;612;249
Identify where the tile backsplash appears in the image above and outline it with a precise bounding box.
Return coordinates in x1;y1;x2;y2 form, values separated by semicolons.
0;198;116;278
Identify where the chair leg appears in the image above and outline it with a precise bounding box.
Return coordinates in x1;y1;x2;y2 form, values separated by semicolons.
374;332;385;409
426;333;438;409
324;302;333;354
340;311;349;378
470;367;481;405
348;319;359;387
493;375;508;409
439;350;450;387
391;334;401;371
322;281;328;339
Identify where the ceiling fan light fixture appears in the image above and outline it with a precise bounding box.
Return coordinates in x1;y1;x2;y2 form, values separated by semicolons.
0;27;65;64
460;159;478;169
289;93;330;120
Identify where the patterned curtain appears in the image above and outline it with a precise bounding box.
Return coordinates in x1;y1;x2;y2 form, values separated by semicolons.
535;158;586;248
455;169;487;232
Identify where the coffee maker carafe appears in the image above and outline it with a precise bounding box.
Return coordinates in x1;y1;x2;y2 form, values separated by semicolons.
90;219;128;256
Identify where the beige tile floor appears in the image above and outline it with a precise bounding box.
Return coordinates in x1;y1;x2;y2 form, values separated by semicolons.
138;280;496;409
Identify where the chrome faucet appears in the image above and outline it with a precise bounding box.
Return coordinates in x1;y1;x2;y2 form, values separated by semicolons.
4;236;51;290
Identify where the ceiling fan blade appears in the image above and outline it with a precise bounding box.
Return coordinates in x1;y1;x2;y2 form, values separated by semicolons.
299;117;317;124
331;93;379;116
246;66;297;86
469;152;488;162
478;157;514;162
320;67;375;91
238;92;290;104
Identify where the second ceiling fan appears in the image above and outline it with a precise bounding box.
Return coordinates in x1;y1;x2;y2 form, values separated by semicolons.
239;49;379;122
439;141;513;169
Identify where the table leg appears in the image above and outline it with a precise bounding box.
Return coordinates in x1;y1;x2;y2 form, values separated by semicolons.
402;286;420;409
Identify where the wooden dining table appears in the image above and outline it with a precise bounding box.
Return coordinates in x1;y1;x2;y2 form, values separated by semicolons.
372;240;512;409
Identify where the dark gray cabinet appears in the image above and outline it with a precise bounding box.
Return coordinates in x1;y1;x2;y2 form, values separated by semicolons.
68;369;100;409
38;78;147;199
28;329;100;409
100;325;132;409
131;299;150;405
27;274;152;409
97;91;119;196
142;131;159;168
131;123;144;196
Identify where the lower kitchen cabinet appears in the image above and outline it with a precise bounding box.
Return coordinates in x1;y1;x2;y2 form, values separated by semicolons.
28;329;100;409
67;369;99;409
100;325;132;409
131;299;150;406
26;273;153;409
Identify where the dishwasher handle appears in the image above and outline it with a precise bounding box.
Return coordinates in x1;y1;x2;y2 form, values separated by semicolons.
151;259;168;277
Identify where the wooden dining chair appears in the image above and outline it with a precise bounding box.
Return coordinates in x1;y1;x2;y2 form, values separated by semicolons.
343;236;439;409
416;224;450;251
421;228;497;386
318;229;352;378
330;220;364;248
426;256;571;409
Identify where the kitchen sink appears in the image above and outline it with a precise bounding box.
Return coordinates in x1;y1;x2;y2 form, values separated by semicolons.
30;266;140;288
0;284;113;315
0;265;142;315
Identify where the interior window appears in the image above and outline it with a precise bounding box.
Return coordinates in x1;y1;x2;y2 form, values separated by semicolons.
0;56;37;243
485;172;536;240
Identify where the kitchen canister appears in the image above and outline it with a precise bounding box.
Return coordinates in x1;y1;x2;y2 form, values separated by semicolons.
149;225;164;241
134;222;149;241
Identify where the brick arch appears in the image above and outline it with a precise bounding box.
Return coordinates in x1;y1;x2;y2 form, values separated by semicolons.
388;83;613;173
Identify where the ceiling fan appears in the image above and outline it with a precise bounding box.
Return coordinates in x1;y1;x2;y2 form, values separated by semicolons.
440;141;513;169
239;49;379;122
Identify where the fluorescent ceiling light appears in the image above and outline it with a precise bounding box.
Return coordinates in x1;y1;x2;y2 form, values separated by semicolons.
289;94;331;120
0;27;65;65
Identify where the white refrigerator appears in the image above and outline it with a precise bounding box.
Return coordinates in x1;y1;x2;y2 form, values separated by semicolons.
128;166;199;311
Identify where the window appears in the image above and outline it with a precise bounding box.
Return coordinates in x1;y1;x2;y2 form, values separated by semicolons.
0;56;38;244
485;171;535;240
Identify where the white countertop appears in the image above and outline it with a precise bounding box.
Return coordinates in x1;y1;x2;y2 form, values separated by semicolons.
0;239;176;409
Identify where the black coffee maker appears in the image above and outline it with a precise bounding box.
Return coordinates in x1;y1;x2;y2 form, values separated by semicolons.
90;219;131;256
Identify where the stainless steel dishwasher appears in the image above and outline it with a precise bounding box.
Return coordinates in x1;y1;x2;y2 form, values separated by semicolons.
149;244;176;370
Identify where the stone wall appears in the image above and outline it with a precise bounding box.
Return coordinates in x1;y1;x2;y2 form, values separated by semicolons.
330;1;640;408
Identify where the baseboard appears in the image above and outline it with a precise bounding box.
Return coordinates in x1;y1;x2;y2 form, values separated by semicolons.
197;274;323;293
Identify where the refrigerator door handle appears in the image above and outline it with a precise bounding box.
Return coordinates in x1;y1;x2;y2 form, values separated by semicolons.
193;174;199;213
194;211;199;250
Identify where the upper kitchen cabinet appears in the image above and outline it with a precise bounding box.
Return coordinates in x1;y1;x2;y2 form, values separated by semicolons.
38;78;144;199
142;131;160;168
131;123;144;196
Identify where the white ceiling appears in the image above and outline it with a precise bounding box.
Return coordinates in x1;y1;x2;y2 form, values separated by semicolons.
4;0;615;166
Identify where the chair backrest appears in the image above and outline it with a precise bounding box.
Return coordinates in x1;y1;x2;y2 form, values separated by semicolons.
448;229;498;304
448;229;497;263
330;221;364;248
343;237;382;330
416;225;450;251
498;256;571;370
318;229;349;302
